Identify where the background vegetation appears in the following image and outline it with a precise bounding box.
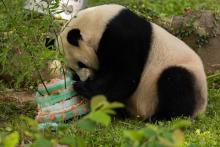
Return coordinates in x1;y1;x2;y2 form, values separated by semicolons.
1;0;220;146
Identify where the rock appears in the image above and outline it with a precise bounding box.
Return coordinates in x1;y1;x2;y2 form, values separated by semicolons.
171;11;220;74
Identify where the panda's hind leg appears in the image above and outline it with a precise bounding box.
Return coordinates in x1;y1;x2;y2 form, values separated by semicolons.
153;66;196;120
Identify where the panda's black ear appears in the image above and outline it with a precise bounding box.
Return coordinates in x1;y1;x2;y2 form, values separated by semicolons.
67;29;82;47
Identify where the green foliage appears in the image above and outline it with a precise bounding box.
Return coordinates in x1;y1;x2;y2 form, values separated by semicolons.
0;98;36;122
2;131;19;147
59;136;86;147
0;0;62;89
185;129;217;146
32;137;53;147
123;120;192;147
174;19;196;39
0;96;197;146
89;0;220;17
2;87;220;146
207;72;220;89
173;19;212;48
0;96;124;146
77;95;124;130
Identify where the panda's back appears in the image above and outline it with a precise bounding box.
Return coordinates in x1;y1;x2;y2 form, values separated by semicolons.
149;23;203;68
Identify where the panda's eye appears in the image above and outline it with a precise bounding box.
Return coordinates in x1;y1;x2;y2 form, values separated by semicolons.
77;61;88;68
67;29;82;46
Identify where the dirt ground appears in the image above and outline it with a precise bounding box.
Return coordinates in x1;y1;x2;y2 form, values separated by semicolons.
0;90;35;102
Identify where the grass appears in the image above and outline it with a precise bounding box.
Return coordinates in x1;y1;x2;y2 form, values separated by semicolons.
0;87;220;146
1;0;220;146
0;97;36;123
88;0;220;16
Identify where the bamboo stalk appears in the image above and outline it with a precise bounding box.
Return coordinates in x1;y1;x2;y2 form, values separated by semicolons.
26;47;50;95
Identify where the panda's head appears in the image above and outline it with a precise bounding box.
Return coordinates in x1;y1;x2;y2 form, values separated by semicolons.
57;4;125;81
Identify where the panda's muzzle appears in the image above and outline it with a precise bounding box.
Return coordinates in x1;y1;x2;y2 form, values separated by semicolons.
68;62;95;81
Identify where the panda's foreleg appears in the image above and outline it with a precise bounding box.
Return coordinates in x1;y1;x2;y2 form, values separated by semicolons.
73;73;113;98
152;66;197;120
104;74;139;103
74;71;138;103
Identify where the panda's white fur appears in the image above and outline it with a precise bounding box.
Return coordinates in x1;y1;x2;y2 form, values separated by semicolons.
58;4;207;120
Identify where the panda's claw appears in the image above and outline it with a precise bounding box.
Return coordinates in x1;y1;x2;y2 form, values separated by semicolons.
73;81;81;88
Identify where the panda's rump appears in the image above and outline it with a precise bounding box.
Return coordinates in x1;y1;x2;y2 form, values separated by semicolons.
129;63;206;119
154;66;196;120
128;22;207;119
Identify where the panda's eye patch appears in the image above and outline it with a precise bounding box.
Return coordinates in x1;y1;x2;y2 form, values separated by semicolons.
67;29;82;46
77;61;88;68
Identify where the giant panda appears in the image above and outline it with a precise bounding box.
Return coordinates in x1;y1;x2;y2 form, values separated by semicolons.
57;4;208;120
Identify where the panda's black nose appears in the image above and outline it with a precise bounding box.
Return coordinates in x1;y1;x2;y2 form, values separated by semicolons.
77;61;88;68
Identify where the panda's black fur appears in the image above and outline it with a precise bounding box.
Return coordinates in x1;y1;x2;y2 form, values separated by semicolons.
73;9;152;102
58;4;207;120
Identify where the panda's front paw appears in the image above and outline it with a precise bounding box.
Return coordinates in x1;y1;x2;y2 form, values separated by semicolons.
73;82;93;99
73;81;82;89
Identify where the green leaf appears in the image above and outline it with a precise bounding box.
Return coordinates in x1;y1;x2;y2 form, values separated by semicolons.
172;119;192;130
88;111;111;126
90;95;107;111
32;137;53;147
5;127;12;132
141;128;157;138
172;129;184;146
59;136;76;147
102;109;116;115
19;115;38;127
77;118;97;131
3;132;20;147
162;132;173;142
123;130;143;142
74;136;86;147
101;102;124;111
59;136;86;147
158;136;174;147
